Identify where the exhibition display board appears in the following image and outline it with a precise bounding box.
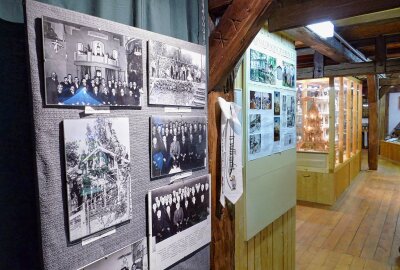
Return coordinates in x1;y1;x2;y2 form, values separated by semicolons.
242;29;297;240
25;1;210;269
296;77;363;205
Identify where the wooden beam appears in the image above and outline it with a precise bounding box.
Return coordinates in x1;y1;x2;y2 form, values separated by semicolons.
297;58;400;79
285;27;364;63
209;0;275;90
296;47;315;56
379;78;400;87
337;19;400;41
375;35;387;73
209;0;233;13
367;75;378;170
313;51;324;78
268;0;400;32
379;85;400;99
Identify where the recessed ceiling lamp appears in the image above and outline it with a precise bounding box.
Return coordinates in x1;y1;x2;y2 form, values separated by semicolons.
306;21;334;38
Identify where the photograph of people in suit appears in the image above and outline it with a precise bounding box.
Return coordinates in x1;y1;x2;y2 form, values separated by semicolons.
151;116;207;178
150;176;210;244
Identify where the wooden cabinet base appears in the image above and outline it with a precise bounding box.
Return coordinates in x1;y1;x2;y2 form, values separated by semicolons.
297;151;362;205
380;141;400;163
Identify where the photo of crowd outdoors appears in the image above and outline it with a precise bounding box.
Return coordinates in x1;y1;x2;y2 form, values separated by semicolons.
64;118;131;241
148;40;206;107
149;176;210;244
150;116;207;178
43;17;143;107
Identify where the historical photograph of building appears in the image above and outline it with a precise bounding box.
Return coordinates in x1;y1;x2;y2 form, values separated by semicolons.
43;17;143;106
148;40;206;107
64;118;131;241
150;115;207;178
80;238;147;270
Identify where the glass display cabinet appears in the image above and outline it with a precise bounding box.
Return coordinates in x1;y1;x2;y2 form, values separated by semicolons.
296;77;362;205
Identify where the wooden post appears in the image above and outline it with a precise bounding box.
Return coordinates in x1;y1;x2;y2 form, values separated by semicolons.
358;83;362;151
352;80;358;154
338;77;344;163
367;75;378;170
328;77;336;171
346;79;351;160
208;90;235;270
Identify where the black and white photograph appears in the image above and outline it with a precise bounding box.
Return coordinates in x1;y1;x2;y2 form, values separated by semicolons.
43;17;143;107
249;134;261;154
274;117;281;141
249;114;261;134
150;115;207;178
249;90;262;109
64;118;131;241
287;96;295;128
282;61;295;88
262;92;272;110
80;238;148;270
148;175;211;270
274;91;281;115
148;40;206;107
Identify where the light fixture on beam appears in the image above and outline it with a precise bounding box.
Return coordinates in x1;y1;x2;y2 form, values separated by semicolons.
306;21;334;38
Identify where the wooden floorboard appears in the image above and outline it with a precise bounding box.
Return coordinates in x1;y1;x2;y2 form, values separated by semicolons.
296;153;400;269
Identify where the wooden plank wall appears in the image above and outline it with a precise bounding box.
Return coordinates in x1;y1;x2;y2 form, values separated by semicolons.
235;203;296;270
208;90;236;270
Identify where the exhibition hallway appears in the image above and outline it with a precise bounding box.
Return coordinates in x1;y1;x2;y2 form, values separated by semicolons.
296;153;400;270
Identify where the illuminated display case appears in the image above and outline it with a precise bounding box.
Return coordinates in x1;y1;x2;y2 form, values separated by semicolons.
296;77;362;205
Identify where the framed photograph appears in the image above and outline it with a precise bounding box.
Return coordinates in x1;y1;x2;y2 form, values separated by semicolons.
249;90;262;110
274;91;281;115
43;17;144;107
79;238;148;270
148;175;211;270
262;92;272;110
148;40;206;107
282;61;295;88
287;96;295;128
249;114;261;134
274;117;281;141
249;134;261;154
63;118;131;241
249;49;276;85
150;115;207;179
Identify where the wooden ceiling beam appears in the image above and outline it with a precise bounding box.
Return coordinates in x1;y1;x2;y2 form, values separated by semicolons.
209;0;233;11
268;0;400;32
349;35;400;48
337;19;400;41
297;58;400;79
209;0;276;90
285;27;364;63
379;78;400;87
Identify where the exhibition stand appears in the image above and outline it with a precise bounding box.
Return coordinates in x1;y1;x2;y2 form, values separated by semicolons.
296;77;363;205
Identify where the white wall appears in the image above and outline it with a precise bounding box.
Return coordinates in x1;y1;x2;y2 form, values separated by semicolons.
388;92;400;134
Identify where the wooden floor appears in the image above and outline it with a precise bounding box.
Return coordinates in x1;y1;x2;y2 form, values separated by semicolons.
296;154;400;270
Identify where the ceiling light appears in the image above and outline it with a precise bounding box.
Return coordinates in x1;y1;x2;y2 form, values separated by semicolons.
306;21;334;38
